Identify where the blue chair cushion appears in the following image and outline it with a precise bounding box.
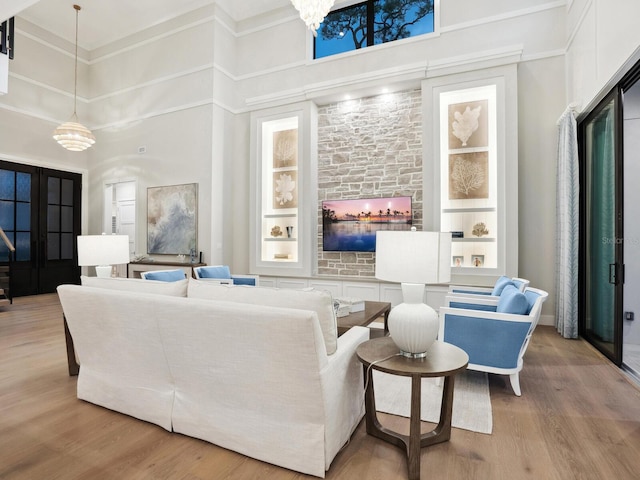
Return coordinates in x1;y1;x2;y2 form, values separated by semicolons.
231;276;256;286
197;266;232;279
143;269;186;282
491;275;515;296
496;285;529;314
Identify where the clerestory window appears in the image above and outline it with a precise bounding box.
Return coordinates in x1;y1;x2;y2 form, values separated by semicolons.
314;0;435;59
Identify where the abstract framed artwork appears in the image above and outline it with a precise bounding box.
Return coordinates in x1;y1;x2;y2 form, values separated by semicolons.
273;128;298;168
448;151;489;200
448;99;489;149
147;183;198;255
273;170;298;209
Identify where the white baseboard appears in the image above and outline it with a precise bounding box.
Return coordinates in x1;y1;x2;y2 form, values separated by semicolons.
538;314;555;327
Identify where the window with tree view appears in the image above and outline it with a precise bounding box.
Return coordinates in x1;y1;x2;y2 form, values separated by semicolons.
314;0;434;59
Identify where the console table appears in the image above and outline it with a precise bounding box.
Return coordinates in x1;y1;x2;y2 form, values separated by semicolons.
127;261;206;279
356;337;469;480
337;301;391;336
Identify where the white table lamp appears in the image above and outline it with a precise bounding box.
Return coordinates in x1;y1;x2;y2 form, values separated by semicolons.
77;234;130;278
375;229;452;358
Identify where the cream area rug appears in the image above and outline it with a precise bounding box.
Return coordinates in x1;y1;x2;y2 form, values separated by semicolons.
371;369;493;434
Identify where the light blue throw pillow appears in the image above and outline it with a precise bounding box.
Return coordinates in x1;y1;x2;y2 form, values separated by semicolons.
496;285;529;314
197;265;231;279
143;269;186;282
492;275;515;296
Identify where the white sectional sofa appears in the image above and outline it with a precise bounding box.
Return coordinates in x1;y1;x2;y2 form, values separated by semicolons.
58;277;369;478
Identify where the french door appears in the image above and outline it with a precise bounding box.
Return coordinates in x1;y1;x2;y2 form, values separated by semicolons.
579;88;623;365
0;160;81;296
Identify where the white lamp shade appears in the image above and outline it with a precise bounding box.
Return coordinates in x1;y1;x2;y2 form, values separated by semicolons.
375;230;452;284
374;230;452;357
77;235;130;267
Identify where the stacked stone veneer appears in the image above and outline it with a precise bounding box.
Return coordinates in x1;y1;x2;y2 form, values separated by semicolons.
317;89;423;277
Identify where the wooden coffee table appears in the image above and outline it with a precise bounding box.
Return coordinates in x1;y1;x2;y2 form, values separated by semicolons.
356;337;469;480
337;301;391;336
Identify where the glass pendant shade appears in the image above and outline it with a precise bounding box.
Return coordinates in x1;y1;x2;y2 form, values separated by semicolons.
53;4;95;152
290;0;335;35
53;115;95;152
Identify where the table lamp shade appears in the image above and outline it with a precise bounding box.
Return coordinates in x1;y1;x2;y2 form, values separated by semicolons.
375;230;452;357
77;234;130;269
375;231;452;285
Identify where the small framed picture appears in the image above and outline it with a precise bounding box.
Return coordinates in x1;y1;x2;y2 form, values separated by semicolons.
452;256;464;267
471;255;484;267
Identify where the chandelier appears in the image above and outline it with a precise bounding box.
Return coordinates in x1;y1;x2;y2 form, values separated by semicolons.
53;5;95;152
290;0;335;36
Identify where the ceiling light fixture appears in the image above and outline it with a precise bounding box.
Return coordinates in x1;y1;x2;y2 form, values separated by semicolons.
52;4;95;152
290;0;335;36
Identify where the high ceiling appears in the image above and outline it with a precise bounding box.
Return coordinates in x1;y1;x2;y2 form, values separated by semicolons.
14;0;293;51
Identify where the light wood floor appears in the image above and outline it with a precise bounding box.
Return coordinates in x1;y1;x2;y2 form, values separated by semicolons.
2;294;640;480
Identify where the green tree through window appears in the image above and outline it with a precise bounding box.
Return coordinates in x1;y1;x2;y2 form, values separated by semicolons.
315;0;434;59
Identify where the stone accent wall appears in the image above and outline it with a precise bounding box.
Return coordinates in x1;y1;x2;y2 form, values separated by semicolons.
317;89;423;277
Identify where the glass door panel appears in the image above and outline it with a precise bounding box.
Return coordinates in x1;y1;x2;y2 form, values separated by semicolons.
581;90;623;364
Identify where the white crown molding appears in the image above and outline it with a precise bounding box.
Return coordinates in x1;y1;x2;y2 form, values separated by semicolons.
9;71;89;103
566;0;593;51
245;45;525;109
90;63;214;102
440;1;566;34
91;98;215;131
0;101;62;125
426;45;523;78
16;28;89;64
89;15;216;64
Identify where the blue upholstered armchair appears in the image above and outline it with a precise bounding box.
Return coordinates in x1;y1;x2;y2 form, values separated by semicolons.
439;285;548;396
193;265;259;286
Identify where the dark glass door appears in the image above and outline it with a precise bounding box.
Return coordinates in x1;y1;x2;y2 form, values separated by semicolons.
579;89;623;365
0;160;81;296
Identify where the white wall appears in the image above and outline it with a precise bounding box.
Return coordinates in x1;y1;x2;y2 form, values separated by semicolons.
567;0;640;112
0;1;568;323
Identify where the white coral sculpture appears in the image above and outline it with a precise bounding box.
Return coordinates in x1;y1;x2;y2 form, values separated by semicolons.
451;157;485;197
452;105;481;146
275;173;295;206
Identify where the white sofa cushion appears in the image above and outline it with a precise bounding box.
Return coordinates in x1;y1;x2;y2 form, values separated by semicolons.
187;278;338;355
81;275;188;296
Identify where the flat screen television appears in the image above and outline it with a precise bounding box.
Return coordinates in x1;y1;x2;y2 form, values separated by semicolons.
322;196;412;252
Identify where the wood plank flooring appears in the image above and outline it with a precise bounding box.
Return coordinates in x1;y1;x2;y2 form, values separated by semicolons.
2;294;640;479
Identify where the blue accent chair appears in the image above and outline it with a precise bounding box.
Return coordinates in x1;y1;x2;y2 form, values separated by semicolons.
439;286;548;396
140;269;187;282
193;265;259;286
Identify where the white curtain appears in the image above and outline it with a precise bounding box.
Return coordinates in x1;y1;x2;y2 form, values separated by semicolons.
555;106;579;338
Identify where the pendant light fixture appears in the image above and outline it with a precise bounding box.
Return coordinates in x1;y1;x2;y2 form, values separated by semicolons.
290;0;335;36
53;4;95;152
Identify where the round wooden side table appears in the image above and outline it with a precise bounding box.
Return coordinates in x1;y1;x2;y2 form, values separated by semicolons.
356;336;469;480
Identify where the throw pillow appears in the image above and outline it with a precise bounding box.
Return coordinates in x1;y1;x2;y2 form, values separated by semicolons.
496;285;529;314
196;265;232;279
142;269;186;282
492;275;515;296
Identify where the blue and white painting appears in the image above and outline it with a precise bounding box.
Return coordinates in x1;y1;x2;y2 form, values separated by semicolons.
147;183;197;255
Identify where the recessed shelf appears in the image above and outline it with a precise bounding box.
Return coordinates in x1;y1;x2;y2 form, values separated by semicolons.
264;213;297;218
452;237;496;243
442;207;497;213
